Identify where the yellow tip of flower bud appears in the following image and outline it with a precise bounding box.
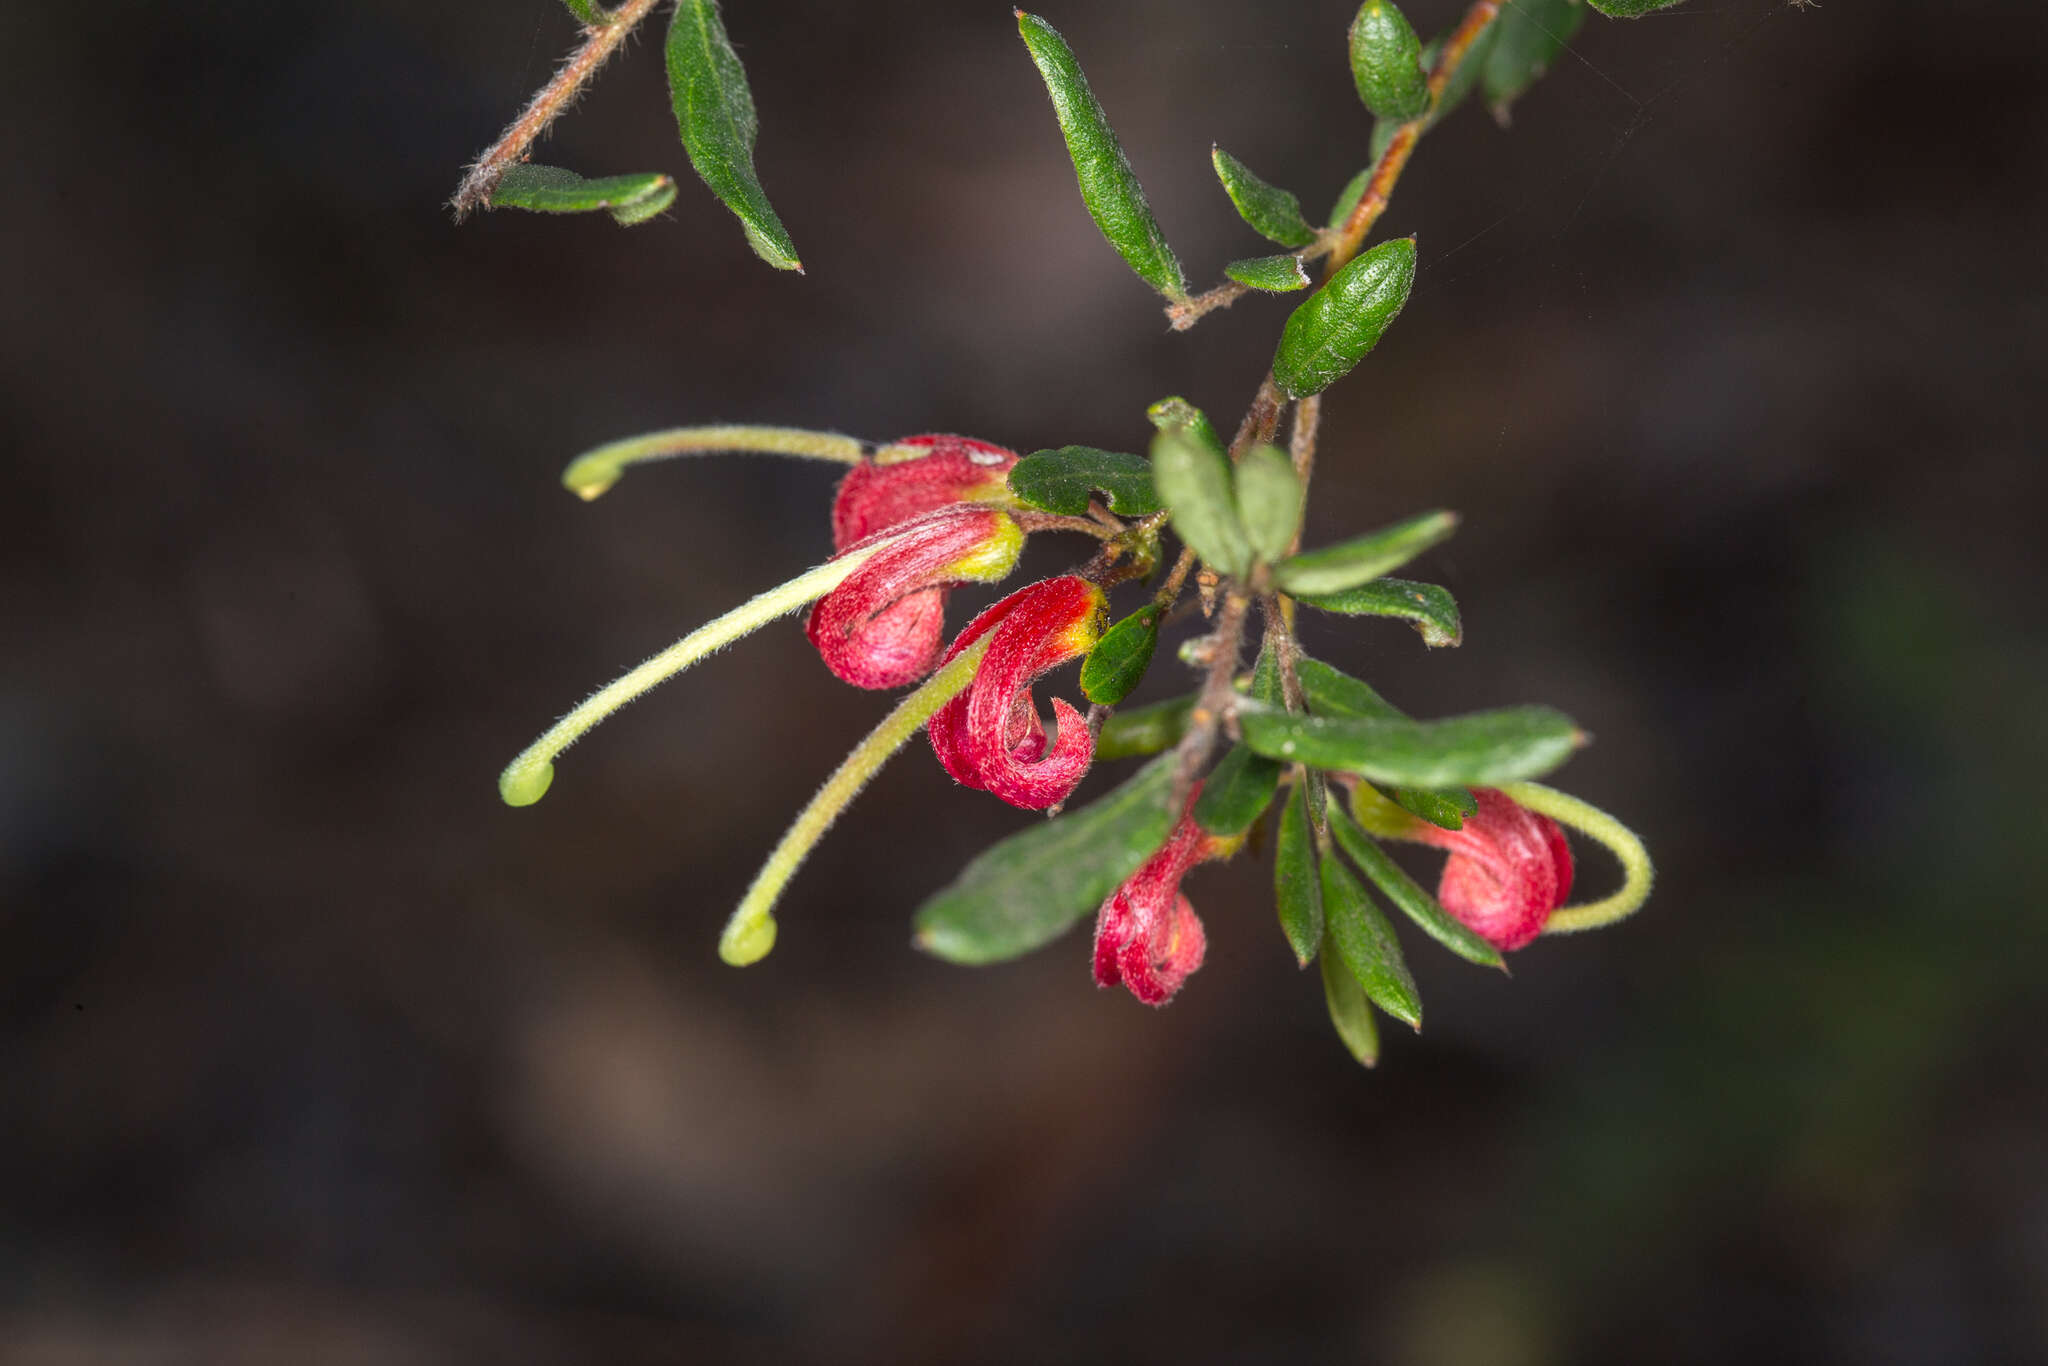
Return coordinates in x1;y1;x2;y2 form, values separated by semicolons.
943;514;1027;583
561;457;622;501
499;758;555;807
719;913;778;966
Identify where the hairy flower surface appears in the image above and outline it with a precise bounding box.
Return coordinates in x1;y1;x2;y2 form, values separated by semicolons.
928;575;1105;809
1411;788;1574;951
831;435;1019;550
1093;789;1225;1005
806;506;1024;689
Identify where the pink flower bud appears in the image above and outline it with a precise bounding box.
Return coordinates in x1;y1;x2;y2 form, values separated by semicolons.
1092;790;1222;1005
807;506;1024;689
1410;788;1574;951
831;434;1019;551
927;575;1106;809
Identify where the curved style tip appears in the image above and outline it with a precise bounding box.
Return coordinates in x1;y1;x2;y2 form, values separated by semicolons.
719;913;778;966
562;457;621;501
500;759;555;807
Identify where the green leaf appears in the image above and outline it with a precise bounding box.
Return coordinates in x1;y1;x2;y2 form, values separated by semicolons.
1274;785;1324;967
914;756;1176;964
1234;444;1304;564
1272;509;1457;597
1081;606;1161;707
1007;446;1160;516
1150;426;1252;578
1328;803;1504;968
1295;577;1462;647
1587;0;1686;15
1017;12;1187;300
1146;396;1227;458
1096;694;1193;760
1270;236;1418;399
1327;166;1372;231
1210;147;1316;248
1388;784;1477;830
1349;1;1431;122
1238;703;1583;788
1320;930;1381;1065
666;0;801;270
1421;24;1498;122
559;0;623;23
1321;852;1422;1028
489;165;677;226
1224;254;1312;292
1483;0;1587;121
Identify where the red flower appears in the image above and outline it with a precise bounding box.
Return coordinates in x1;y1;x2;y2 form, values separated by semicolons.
1093;789;1224;1005
807;506;1024;689
1410;788;1574;951
927;575;1106;809
831;434;1019;550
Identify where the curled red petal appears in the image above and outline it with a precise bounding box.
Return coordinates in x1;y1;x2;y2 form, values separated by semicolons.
1414;787;1575;951
806;506;1021;689
831;434;1018;550
1093;794;1215;1006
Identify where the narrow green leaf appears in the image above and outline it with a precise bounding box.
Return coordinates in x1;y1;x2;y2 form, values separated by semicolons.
1483;0;1588;121
1275;785;1324;966
1234;443;1304;565
1295;577;1462;647
1238;703;1583;788
1349;1;1431;121
1270;236;1418;399
1321;852;1422;1028
1224;254;1312;292
1146;396;1227;458
1272;509;1458;597
1328;803;1504;967
1321;930;1381;1065
1080;606;1161;707
1007;445;1160;516
914;756;1175;964
1150;426;1251;578
490;165;677;226
666;0;801;270
1388;784;1476;830
1587;0;1686;15
1211;147;1316;248
559;0;623;23
1192;744;1282;837
1096;694;1193;760
1017;12;1187;300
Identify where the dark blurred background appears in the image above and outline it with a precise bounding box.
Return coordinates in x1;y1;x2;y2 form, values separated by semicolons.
4;0;2044;1360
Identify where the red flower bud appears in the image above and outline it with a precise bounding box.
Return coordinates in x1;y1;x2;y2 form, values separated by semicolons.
1410;788;1574;951
807;506;1024;689
1092;789;1223;1005
831;434;1019;551
927;575;1106;809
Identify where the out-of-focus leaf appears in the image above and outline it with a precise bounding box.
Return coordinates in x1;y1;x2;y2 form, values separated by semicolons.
1275;785;1324;966
1017;12;1187;300
1349;1;1431;121
1328;803;1504;967
559;0;623;24
1272;509;1457;596
1224;254;1312;292
1096;694;1193;760
915;756;1174;964
665;0;801;269
1587;0;1685;15
490;165;677;226
1238;703;1583;788
1211;147;1316;248
1270;237;1418;399
1146;396;1227;458
1295;576;1462;647
1321;852;1422;1028
1321;929;1381;1064
1234;443;1305;564
1008;446;1160;516
1389;784;1477;830
1420;22;1498;122
1296;658;1476;826
1081;606;1161;707
1151;427;1252;578
1483;0;1587;121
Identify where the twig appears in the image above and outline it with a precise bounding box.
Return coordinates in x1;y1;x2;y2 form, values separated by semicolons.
1170;587;1251;811
449;0;667;221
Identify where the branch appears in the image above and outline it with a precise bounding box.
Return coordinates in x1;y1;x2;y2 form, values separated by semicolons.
450;0;667;221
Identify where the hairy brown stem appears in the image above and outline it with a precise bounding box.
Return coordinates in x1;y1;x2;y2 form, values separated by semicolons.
1171;587;1252;811
449;0;666;221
